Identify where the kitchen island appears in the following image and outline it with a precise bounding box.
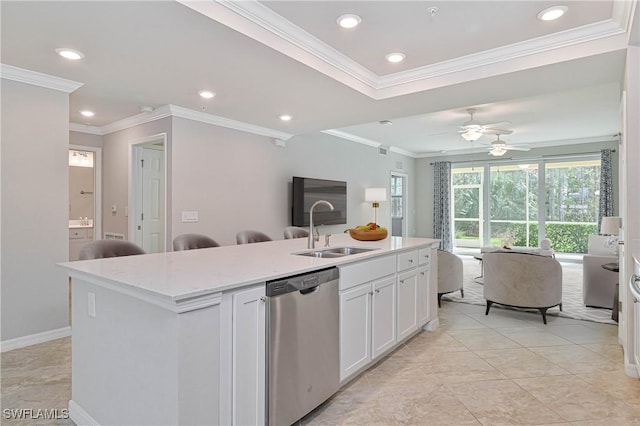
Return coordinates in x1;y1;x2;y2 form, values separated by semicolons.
60;234;439;425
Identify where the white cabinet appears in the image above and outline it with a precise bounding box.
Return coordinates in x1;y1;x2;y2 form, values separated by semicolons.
69;227;94;261
397;270;418;340
340;282;372;380
417;266;430;327
371;276;397;359
634;299;640;374
340;275;397;381
221;284;266;426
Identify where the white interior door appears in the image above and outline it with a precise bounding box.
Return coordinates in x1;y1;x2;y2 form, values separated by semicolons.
141;147;165;253
130;134;166;254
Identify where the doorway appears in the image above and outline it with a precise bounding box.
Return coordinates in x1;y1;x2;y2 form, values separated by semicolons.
68;145;102;261
129;134;167;253
390;172;407;237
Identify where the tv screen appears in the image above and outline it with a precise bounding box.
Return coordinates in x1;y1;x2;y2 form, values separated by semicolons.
292;177;347;226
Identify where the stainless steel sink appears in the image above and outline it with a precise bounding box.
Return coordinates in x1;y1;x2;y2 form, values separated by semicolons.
294;247;378;258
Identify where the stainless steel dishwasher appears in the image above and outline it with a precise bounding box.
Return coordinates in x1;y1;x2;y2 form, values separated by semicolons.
266;267;340;426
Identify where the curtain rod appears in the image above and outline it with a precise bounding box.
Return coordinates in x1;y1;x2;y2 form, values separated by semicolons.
429;149;615;166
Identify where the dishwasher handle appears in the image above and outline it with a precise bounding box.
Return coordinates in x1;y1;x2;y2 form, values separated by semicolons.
299;286;319;295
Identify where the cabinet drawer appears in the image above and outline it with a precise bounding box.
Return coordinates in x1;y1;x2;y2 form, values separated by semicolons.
339;255;396;290
418;247;432;266
397;250;419;272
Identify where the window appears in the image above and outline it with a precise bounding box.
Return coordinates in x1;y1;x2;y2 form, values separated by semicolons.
451;156;601;253
391;175;403;218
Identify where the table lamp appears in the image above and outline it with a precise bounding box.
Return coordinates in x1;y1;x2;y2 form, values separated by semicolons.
365;188;386;229
600;216;621;255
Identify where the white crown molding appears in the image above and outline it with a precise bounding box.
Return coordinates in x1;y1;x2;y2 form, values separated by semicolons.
69;123;103;135
180;1;633;101
70;104;293;140
0;64;83;93
322;129;419;158
168;105;294;140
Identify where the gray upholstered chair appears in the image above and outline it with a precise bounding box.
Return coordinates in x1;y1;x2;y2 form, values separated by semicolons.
173;233;220;251
583;235;618;308
283;226;309;239
79;240;145;260
483;251;562;324
236;230;272;245
437;250;464;307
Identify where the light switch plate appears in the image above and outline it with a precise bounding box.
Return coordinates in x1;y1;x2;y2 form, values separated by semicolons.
181;211;199;223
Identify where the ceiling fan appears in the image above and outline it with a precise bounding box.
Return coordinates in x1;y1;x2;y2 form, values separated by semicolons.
459;108;512;141
486;134;530;156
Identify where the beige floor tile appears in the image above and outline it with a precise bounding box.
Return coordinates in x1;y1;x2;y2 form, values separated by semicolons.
473;347;570;378
447;378;565;425
403;329;470;354
580;343;625;363
529;344;620;374
447;328;522;350
546;324;619;344
437;313;488;331
495;327;574;347
577;369;640;409
515;375;640;422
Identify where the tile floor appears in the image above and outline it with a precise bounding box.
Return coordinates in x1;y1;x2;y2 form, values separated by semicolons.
1;302;639;425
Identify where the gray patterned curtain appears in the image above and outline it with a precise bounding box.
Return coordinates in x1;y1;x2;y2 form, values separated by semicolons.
433;161;452;251
598;149;614;233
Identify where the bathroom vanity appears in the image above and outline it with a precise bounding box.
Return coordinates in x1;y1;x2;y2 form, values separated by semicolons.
60;234;439;425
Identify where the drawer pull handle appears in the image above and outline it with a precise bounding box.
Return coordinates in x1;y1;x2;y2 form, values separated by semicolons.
375;289;380;294
408;259;414;263
369;291;374;296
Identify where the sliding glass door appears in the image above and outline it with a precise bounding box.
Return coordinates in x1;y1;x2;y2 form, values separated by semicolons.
451;156;600;253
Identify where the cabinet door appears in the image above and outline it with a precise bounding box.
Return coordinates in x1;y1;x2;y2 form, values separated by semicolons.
417;266;430;327
397;270;418;341
371;276;396;359
232;285;266;426
340;283;372;381
635;300;640;374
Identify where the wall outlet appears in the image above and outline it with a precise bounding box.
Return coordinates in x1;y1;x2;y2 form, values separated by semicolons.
181;211;199;223
88;292;96;318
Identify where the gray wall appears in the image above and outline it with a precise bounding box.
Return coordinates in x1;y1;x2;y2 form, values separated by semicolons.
100;118;172;240
170;117;416;246
1;79;71;341
415;140;619;239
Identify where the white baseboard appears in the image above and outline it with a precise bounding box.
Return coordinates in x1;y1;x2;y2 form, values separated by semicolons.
69;400;99;426
0;326;71;352
423;317;440;331
625;360;639;378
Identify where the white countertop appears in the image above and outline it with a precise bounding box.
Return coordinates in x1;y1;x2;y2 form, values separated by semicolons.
59;234;438;304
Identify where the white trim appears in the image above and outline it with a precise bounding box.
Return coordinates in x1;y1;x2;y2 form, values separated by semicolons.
180;1;632;99
69;400;99;426
129;133;169;253
0;326;71;352
69;104;294;140
0;64;83;93
70;123;104;136
69;271;223;314
322;129;420;159
168;104;293;140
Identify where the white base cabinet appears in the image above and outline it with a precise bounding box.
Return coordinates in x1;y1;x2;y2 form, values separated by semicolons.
397;270;418;340
220;284;266;426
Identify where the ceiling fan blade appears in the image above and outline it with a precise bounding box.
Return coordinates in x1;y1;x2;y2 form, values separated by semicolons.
482;121;511;128
505;145;530;151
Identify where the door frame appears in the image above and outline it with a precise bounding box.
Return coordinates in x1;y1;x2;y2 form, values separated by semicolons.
69;144;102;241
128;133;168;252
390;171;408;237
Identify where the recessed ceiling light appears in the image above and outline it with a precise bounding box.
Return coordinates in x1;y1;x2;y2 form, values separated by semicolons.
279;114;292;121
198;90;215;99
385;52;406;63
80;110;95;117
537;5;568;21
336;14;361;29
55;48;85;60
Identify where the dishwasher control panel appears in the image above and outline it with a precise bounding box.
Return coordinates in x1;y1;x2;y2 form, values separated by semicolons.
266;267;339;297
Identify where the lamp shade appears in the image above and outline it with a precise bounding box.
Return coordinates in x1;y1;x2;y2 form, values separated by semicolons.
600;216;621;235
365;188;386;202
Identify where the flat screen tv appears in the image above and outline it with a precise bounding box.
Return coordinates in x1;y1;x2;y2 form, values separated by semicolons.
292;177;347;227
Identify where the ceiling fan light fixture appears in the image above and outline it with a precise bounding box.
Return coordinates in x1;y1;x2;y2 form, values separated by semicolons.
489;147;507;156
461;129;482;141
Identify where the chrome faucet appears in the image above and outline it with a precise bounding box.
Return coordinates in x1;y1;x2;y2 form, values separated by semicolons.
308;200;334;249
